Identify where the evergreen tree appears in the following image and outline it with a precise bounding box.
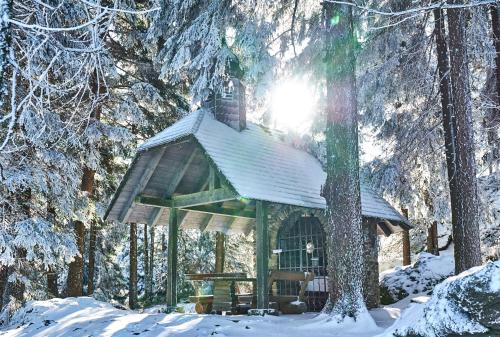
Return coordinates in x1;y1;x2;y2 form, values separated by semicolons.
447;1;482;273
322;2;366;319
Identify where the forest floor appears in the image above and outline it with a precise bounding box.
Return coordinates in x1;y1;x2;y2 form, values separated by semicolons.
1;248;497;337
0;294;426;337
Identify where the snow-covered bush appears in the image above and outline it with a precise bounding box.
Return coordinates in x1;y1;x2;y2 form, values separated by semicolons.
379;250;454;304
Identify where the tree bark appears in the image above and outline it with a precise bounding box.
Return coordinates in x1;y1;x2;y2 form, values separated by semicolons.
322;2;365;318
47;267;59;298
427;221;439;256
46;204;59;297
0;0;12;107
446;1;482;274
0;266;7;309
487;4;500;173
66;220;85;297
401;208;411;265
491;4;500;106
129;223;138;309
148;224;154;301
362;220;379;309
87;220;97;295
144;223;150;305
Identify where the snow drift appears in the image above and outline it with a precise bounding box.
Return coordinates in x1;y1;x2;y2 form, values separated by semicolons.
381;260;500;337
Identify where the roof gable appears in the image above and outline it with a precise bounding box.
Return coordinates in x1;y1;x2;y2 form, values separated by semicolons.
138;109;408;226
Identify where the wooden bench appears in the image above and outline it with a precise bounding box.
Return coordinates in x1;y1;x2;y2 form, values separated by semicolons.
186;273;256;314
268;270;315;314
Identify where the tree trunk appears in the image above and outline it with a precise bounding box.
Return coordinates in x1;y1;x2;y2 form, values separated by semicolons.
491;4;500;106
322;2;365;318
487;4;500;173
129;223;138;309
46;204;59;297
3;249;26;307
400;208;411;265
446;1;482;274
427;221;439;256
66;220;85;297
144;223;150;305
87;220;97;295
148;224;154;301
66;69;103;296
47;267;59;298
0;266;7;309
0;0;12;107
362;220;379;309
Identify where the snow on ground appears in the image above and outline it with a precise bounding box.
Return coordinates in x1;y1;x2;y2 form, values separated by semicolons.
379;247;454;304
1;253;497;337
0;297;397;337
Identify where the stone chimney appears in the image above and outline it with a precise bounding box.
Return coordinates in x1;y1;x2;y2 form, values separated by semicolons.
203;56;246;131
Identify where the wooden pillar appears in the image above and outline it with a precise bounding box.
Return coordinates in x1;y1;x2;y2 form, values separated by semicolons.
401;208;411;266
427;221;439;256
166;208;179;307
215;232;225;273
255;200;269;309
129;223;138;309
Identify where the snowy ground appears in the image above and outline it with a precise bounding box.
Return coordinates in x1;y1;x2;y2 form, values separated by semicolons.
0;295;430;337
1;252;497;337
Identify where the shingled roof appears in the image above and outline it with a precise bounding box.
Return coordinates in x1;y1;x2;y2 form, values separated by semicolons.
105;109;410;232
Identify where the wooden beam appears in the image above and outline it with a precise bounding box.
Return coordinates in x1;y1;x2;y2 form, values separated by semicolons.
182;205;255;219
148;149;198;226
136;188;237;210
378;221;393;237
199;214;213;232
255;200;269;309
173;188;237;208
219;217;237;233
118;149;165;223
135;195;172;208
208;165;216;191
178;210;188;228
166;208;179;307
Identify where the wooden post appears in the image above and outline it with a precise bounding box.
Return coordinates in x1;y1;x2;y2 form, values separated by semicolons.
129;223;138;309
427;221;439;256
255;200;269;309
401;208;411;266
215;232;225;273
166;208;179;307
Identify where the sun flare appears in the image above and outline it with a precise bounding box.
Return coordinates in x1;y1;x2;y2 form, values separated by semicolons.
270;79;316;133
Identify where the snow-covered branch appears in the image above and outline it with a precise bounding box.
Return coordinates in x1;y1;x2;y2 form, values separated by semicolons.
323;0;497;16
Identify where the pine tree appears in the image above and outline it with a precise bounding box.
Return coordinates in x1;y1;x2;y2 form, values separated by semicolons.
446;1;482;274
322;2;365;319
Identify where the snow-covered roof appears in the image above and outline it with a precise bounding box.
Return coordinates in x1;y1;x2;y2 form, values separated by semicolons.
111;109;408;228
